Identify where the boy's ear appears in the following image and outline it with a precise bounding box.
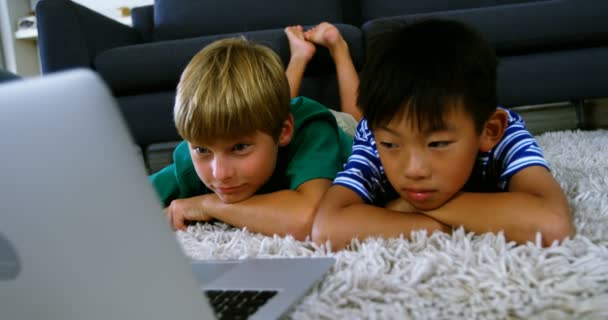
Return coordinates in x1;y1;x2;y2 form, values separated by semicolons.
479;109;508;152
278;113;295;147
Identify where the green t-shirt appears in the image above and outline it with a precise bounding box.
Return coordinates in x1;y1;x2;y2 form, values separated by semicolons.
150;96;353;207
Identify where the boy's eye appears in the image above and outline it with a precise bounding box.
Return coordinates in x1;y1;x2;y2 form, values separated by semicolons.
232;143;251;152
379;141;398;149
428;141;451;148
194;147;210;154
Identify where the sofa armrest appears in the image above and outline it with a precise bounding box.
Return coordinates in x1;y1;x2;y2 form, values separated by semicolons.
36;0;142;73
131;5;154;42
0;69;21;83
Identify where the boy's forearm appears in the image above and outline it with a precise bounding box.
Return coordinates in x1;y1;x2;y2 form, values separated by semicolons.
424;192;573;246
285;58;308;98
329;41;361;121
314;204;450;250
201;189;319;241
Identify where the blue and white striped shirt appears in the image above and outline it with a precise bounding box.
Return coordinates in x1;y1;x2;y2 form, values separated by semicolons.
334;108;549;205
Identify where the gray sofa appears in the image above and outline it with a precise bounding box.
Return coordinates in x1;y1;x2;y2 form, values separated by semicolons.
0;68;20;83
36;0;608;151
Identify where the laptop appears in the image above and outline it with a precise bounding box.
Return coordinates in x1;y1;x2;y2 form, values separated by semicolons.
0;69;334;320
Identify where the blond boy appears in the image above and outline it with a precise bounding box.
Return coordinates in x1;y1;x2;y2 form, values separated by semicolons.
150;38;352;240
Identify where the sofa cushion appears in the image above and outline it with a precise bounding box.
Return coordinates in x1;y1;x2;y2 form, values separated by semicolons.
130;5;154;42
497;47;608;106
359;0;552;23
154;0;345;40
362;0;608;55
117;91;181;147
95;24;363;96
95;29;289;95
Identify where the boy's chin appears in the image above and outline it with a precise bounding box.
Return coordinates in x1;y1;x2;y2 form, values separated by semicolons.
399;191;457;212
408;199;449;212
216;192;255;204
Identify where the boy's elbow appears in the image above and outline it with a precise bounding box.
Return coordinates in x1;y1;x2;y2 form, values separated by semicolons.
288;209;315;242
278;211;310;241
310;207;351;251
541;222;575;247
290;227;311;242
310;186;358;250
311;218;329;246
541;207;575;246
311;225;348;251
311;207;334;246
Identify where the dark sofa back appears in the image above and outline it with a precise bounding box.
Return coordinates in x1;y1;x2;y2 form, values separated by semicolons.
128;0;365;112
359;0;553;23
361;0;608;106
36;0;607;148
151;0;349;40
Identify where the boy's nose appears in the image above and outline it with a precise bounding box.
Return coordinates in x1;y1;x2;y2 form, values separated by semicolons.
403;152;431;180
211;157;235;181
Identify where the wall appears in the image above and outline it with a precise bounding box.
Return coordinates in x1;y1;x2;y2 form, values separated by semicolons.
29;0;153;15
0;27;4;68
0;0;39;77
0;0;13;70
0;0;154;77
71;0;153;24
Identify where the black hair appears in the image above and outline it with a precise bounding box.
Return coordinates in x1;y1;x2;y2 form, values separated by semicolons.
358;18;498;133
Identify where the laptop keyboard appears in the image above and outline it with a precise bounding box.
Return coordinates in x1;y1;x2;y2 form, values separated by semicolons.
205;289;278;319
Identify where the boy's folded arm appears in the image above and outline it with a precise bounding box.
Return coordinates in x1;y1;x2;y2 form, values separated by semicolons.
312;185;451;251
200;178;332;241
423;166;574;246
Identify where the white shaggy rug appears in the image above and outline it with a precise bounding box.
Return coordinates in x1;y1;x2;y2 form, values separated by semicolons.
177;129;608;320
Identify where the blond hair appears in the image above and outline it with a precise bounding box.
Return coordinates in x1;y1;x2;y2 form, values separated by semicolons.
174;37;291;144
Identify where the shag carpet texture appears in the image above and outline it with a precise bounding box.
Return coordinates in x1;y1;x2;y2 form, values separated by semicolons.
178;129;608;319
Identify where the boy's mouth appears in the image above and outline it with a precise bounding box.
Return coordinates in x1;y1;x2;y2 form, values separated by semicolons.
403;189;435;202
215;185;243;194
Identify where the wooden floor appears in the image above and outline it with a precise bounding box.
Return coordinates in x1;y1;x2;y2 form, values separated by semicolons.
513;97;608;135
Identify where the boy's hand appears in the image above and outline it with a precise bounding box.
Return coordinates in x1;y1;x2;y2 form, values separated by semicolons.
164;196;213;231
385;197;418;213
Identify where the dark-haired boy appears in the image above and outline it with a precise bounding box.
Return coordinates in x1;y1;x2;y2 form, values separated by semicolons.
313;19;574;250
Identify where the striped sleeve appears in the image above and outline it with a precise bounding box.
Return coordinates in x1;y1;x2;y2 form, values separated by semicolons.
494;109;549;185
333;119;385;204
